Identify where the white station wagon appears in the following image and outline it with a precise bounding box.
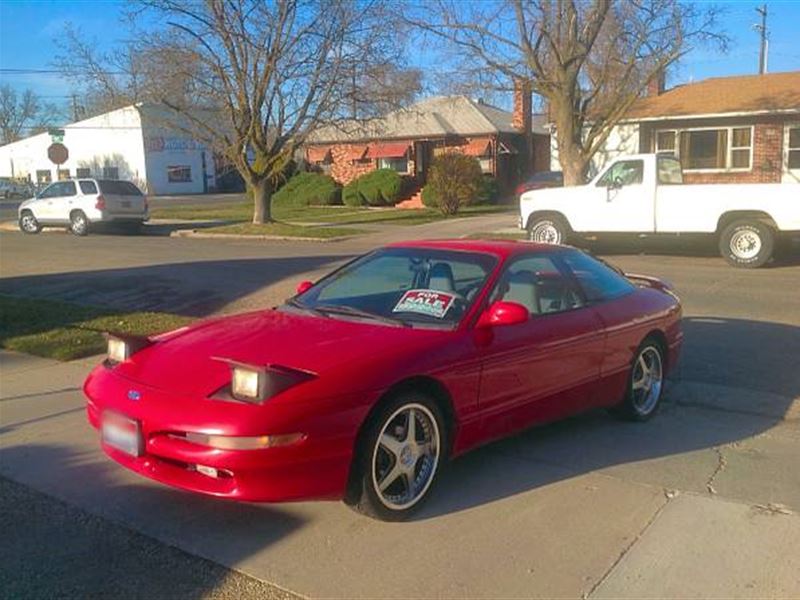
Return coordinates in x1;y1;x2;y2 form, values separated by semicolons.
18;179;149;236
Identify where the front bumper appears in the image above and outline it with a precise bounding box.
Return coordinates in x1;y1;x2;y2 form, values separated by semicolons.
84;367;357;503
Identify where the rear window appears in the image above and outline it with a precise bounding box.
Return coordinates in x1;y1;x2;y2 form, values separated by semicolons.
561;250;635;303
98;180;143;196
79;181;98;194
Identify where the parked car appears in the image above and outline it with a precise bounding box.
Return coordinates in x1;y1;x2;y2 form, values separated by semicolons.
18;179;148;236
0;178;33;200
515;171;564;197
519;153;800;268
84;240;683;521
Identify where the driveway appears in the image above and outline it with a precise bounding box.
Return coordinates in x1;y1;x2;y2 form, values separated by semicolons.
1;222;799;598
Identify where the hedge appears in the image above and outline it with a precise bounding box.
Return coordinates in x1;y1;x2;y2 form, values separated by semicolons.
271;172;341;207
343;169;403;207
422;174;499;209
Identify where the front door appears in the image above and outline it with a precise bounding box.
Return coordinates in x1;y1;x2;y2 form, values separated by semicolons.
414;141;432;185
584;158;656;233
476;253;605;440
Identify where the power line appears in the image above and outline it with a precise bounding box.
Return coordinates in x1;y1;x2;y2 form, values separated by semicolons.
0;68;126;75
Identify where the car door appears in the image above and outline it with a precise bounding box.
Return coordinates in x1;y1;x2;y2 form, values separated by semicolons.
36;181;77;222
476;253;606;441
588;159;655;233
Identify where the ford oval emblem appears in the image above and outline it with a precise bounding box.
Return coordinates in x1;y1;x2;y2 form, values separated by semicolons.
127;390;142;401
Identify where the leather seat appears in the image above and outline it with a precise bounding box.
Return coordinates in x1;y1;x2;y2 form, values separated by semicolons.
504;270;540;314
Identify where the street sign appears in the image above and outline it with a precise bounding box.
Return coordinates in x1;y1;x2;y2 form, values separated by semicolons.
48;128;65;143
47;143;69;165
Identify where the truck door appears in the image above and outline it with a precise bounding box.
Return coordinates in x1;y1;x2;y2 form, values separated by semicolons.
589;159;655;233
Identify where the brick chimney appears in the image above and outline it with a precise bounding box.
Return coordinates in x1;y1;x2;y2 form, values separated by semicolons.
512;79;532;132
647;69;666;97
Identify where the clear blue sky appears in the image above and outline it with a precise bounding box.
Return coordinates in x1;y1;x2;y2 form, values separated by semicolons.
1;0;799;121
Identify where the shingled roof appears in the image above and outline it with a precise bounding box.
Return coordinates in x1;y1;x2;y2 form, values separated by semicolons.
625;71;800;121
308;95;547;143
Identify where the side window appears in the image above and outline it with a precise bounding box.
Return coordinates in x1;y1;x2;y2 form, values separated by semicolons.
60;181;77;196
561;250;635;303
38;184;58;199
39;181;76;198
596;160;644;187
491;254;585;316
79;181;98;194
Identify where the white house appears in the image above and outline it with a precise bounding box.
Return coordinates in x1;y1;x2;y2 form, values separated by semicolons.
0;104;217;195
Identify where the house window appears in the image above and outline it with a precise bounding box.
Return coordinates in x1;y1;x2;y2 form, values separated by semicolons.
36;170;52;184
103;166;119;179
788;127;800;169
658;126;754;171
378;157;408;173
167;165;192;183
730;127;752;169
655;131;676;155
478;157;492;173
76;168;91;178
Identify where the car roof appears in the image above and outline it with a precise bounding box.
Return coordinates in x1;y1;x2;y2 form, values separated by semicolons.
385;239;564;258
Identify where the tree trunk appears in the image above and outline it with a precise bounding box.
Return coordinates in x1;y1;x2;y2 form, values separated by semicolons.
560;151;590;186
252;178;273;224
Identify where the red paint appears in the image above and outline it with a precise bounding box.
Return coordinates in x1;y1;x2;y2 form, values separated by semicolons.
84;240;682;503
295;280;314;294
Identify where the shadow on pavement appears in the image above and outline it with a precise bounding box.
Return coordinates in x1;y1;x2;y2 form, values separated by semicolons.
0;444;303;599
0;255;354;317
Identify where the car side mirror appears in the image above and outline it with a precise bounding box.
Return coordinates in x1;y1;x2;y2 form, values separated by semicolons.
296;280;314;295
477;301;529;328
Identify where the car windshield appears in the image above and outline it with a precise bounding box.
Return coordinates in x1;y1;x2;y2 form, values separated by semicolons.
98;180;144;196
287;247;498;328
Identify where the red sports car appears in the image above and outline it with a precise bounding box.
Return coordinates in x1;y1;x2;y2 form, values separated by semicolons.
84;240;682;520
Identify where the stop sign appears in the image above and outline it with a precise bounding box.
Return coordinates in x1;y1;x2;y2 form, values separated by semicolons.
48;143;69;165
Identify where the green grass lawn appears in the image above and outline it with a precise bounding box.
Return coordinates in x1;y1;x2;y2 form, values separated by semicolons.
0;294;194;360
151;200;513;229
203;222;365;238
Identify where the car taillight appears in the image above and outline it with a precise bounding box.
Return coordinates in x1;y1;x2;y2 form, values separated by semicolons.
95;195;106;210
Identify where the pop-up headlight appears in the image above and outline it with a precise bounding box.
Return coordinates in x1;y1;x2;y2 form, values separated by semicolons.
105;333;152;364
213;358;315;404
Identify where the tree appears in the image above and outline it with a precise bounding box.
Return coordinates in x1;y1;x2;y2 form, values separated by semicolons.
57;0;413;223
413;0;727;185
0;86;58;145
425;153;483;215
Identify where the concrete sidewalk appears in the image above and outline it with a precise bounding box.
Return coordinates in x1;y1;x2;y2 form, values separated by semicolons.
1;349;798;598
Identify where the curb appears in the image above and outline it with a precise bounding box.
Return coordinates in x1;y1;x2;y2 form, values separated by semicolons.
169;229;347;242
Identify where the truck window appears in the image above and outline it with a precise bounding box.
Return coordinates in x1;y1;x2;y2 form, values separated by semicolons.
657;157;683;185
596;160;643;187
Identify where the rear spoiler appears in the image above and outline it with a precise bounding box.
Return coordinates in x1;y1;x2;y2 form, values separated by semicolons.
624;273;675;293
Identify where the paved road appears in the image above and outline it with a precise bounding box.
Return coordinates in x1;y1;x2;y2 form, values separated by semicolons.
1;218;799;598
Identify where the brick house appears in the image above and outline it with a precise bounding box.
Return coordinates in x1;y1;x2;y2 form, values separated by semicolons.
305;90;549;205
552;71;800;184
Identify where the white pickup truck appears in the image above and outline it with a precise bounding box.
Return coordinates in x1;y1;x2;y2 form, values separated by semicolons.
519;153;800;268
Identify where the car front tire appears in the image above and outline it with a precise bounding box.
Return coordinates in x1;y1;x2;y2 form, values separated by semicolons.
719;219;774;268
69;210;89;236
19;211;42;234
346;392;447;521
612;338;666;422
527;215;569;245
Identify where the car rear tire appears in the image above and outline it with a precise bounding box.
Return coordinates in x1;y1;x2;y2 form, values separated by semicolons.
527;215;568;245
612;338;665;422
719;219;774;268
19;211;41;234
346;392;447;521
69;210;89;236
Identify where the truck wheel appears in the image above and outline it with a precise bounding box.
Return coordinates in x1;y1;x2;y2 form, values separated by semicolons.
719;220;774;268
528;216;568;245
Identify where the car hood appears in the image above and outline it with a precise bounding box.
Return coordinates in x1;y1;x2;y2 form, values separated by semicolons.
112;308;447;398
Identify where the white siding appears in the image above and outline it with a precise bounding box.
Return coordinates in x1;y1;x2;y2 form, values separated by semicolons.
0;106;147;188
549;124;641;178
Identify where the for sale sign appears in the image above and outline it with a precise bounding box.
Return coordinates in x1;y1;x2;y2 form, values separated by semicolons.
393;289;456;319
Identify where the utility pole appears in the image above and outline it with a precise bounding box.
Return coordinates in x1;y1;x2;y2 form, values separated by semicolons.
755;4;768;74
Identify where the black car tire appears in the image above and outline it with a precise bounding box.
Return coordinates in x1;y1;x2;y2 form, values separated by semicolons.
527;215;569;245
346;392;447;521
611;337;666;422
69;210;90;236
19;210;42;234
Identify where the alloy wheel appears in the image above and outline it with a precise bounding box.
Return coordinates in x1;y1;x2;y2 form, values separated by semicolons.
631;346;663;416
371;403;440;511
20;213;38;233
529;220;562;244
